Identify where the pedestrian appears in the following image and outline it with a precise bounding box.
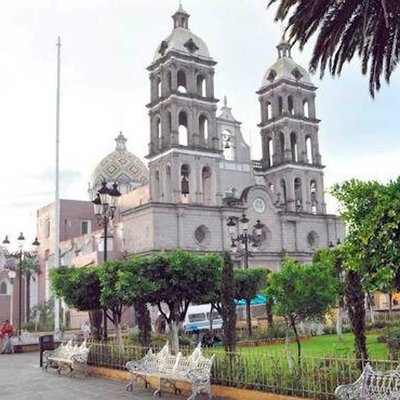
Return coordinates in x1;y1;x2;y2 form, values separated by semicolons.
81;320;91;340
0;320;13;354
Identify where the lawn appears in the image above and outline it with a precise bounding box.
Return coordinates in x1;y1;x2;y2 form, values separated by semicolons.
235;333;388;360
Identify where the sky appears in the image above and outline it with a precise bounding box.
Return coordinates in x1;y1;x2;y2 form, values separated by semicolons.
0;0;399;248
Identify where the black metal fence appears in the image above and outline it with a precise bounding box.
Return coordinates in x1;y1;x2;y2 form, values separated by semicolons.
87;342;398;399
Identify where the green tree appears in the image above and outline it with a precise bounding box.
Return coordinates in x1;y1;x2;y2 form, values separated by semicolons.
140;250;223;354
267;259;337;364
268;0;400;96
50;266;103;340
116;258;159;348
330;179;400;361
234;268;268;337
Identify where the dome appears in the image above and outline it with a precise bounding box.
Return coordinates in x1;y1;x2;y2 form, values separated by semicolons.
261;39;312;88
88;133;149;196
153;5;211;62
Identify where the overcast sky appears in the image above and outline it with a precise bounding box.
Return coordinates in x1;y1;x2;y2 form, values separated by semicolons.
0;0;399;248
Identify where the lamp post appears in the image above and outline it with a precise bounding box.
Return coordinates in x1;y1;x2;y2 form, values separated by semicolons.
92;181;121;341
7;270;16;326
227;214;264;336
2;234;40;338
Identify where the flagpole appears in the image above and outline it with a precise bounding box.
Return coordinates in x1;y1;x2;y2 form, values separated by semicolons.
54;36;61;332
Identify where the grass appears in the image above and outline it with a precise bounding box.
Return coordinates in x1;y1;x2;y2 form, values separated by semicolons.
217;333;389;360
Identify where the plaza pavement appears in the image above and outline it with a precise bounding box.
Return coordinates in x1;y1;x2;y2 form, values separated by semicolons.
0;351;185;400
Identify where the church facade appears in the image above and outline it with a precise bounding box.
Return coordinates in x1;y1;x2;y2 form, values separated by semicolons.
120;5;344;270
35;5;345;313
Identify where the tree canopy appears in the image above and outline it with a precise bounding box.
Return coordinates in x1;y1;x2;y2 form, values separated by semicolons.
267;258;337;361
268;0;400;96
332;178;400;294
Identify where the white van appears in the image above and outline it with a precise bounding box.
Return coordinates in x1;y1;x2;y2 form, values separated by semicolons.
183;304;223;333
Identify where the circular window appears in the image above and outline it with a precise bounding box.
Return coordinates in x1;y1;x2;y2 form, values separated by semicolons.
194;225;210;245
253;197;266;214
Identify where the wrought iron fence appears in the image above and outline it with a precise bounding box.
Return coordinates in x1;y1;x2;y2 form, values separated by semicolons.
87;342;398;399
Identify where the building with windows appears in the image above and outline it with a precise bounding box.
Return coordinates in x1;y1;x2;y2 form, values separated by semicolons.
36;5;344;319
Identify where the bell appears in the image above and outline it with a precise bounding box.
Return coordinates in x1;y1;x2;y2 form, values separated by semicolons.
181;176;189;196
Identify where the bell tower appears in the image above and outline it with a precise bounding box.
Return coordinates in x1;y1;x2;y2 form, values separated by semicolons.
255;39;326;214
146;5;221;206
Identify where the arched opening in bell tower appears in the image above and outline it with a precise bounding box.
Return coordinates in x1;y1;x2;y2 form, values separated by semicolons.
178;111;188;146
290;132;298;162
155;116;161;150
181;164;190;203
280;179;287;208
156;76;162;98
223;129;234;160
197;75;206;97
278;96;283;115
294;178;303;211
177;70;187;93
199;115;209;144
268;137;274;166
306;136;313;164
165;165;172;203
202;166;212;205
166;70;172;93
303;99;310;118
279;131;285;162
310;180;317;214
266;101;272;120
288;96;294;115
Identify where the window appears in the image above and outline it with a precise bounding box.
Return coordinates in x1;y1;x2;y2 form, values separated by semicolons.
268;138;274;166
206;311;222;320
0;282;7;295
45;218;51;238
188;313;206;323
81;220;91;235
278;96;283;115
194;225;210;244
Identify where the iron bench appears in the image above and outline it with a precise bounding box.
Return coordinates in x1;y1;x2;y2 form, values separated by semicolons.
126;342;215;399
43;340;91;377
335;362;400;399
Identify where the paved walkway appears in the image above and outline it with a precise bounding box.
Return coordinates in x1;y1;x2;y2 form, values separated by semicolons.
0;352;185;400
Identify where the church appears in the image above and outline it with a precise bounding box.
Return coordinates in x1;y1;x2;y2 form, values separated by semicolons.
35;5;345;310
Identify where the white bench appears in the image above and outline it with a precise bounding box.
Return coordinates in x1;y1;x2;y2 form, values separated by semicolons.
335;362;400;399
126;342;215;399
43;340;91;377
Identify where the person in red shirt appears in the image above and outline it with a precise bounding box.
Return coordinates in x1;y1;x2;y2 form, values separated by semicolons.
0;320;13;354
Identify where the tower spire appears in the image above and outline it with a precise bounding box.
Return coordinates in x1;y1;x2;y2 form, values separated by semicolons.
172;2;190;29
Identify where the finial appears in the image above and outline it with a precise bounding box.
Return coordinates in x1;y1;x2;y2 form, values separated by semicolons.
115;131;127;151
224;96;228;108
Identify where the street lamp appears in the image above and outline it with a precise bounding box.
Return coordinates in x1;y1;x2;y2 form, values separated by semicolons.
227;214;265;336
7;270;16;326
92;181;121;341
2;234;40;338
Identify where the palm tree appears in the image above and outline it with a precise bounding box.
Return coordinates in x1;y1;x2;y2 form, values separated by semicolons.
268;0;400;96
